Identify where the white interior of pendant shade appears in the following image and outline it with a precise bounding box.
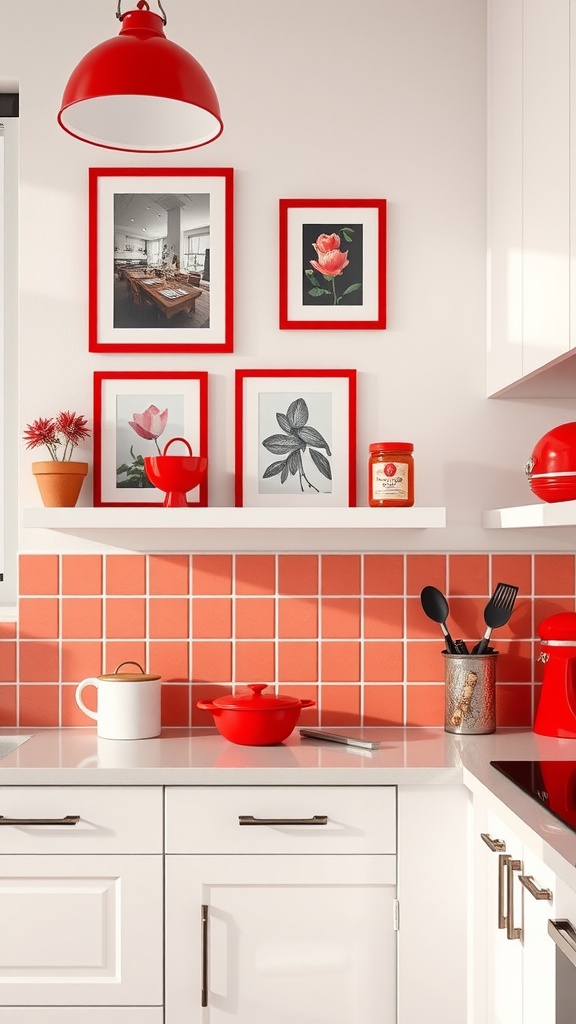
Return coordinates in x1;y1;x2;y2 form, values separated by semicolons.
59;95;222;151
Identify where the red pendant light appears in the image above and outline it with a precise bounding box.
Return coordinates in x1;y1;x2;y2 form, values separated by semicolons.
57;0;223;153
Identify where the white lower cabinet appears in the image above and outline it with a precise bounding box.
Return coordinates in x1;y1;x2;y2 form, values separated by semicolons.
0;787;163;1019
475;804;556;1024
165;785;397;1024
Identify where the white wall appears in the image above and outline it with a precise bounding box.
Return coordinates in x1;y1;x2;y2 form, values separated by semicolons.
3;0;575;553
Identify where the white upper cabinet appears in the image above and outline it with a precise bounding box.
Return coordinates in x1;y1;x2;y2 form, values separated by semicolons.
488;0;573;396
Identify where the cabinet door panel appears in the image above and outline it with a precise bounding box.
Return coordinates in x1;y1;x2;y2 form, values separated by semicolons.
0;855;163;1006
522;0;570;376
487;0;523;394
166;854;396;1024
521;847;556;1024
485;810;523;1024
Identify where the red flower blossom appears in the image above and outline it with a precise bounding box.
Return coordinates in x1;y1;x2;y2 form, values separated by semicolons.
312;233;341;255
22;411;90;461
309;248;350;278
54;411;91;445
129;405;169;441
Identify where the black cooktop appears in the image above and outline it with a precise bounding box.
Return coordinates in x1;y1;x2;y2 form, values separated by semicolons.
491;760;576;834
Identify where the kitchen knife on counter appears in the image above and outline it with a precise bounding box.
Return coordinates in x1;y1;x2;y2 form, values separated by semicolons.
299;728;381;750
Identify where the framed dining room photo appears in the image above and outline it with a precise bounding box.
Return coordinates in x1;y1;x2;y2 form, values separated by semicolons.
279;198;386;330
89;167;233;353
235;369;356;508
93;371;208;507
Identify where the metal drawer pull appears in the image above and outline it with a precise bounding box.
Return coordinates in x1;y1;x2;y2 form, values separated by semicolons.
238;814;328;826
481;831;506;852
201;904;208;1008
548;919;576;968
506;858;522;940
519;874;553;901
497;853;508;929
0;814;80;826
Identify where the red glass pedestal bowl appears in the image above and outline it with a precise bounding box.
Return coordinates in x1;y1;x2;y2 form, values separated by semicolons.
144;437;207;507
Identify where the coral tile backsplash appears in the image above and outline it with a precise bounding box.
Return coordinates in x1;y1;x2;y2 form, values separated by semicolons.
4;551;574;729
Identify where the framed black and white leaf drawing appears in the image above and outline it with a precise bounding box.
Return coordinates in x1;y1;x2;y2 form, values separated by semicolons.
235;369;356;507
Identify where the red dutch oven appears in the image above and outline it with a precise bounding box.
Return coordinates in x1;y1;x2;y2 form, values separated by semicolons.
525;421;576;502
197;684;315;745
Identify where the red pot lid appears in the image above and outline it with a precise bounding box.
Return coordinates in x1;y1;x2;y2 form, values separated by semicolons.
211;683;301;710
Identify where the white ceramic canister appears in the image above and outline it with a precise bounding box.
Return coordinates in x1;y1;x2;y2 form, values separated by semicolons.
75;661;161;740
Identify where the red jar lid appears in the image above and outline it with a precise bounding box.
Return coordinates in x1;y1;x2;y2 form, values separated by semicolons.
369;442;413;453
210;683;301;711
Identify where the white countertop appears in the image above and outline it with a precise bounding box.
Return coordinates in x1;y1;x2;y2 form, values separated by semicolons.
2;725;576;885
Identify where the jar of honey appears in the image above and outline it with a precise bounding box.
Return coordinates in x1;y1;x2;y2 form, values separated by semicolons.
369;442;414;507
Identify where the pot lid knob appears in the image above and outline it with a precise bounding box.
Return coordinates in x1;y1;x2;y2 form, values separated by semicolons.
248;684;268;697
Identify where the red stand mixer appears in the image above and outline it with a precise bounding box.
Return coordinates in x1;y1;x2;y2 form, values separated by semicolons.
534;612;576;738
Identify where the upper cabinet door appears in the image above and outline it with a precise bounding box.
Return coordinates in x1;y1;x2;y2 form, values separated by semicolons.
488;0;523;395
488;0;571;395
522;0;570;378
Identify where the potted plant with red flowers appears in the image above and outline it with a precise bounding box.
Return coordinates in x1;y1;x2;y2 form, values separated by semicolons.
23;411;91;506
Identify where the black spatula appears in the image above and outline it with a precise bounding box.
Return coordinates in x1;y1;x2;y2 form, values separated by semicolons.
472;582;519;655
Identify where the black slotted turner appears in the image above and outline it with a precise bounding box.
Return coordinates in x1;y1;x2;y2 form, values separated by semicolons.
471;582;519;655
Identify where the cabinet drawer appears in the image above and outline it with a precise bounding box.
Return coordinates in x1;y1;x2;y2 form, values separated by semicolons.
165;785;396;853
0;786;162;853
8;1013;163;1024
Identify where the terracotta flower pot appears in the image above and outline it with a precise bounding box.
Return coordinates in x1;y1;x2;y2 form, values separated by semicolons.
32;461;88;507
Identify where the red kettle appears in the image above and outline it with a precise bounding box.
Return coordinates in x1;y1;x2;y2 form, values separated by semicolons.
534;612;576;738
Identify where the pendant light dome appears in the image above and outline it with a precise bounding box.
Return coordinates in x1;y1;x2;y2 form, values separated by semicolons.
57;0;223;153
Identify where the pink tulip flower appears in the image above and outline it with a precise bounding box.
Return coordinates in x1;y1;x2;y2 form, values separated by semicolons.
309;248;349;278
313;233;341;254
129;405;169;441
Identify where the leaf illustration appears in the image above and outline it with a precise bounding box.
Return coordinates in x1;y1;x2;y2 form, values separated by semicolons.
276;412;292;433
305;269;321;287
262;433;304;455
342;283;362;296
309;287;330;297
117;463;130;475
262;459;287;479
309;447;332;480
286;398;309;429
296;425;331;455
287;450;300;475
341;227;354;242
281;462;289;484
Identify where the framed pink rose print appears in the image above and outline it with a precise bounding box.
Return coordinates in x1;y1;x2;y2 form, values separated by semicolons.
93;371;208;507
279;199;386;330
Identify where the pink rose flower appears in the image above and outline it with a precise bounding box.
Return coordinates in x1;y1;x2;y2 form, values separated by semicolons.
310;248;350;278
129;405;169;441
313;233;341;254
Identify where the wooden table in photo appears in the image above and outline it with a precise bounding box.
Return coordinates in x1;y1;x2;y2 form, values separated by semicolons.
136;279;203;319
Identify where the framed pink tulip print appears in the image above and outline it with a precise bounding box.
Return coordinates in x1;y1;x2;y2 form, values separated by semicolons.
89;167;233;353
279;199;386;330
235;369;356;507
93;371;208;507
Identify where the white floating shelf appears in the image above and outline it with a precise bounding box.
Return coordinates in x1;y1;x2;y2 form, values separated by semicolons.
23;505;446;531
482;500;576;529
22;505;446;552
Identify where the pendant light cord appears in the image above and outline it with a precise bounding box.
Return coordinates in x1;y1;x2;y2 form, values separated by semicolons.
116;0;167;25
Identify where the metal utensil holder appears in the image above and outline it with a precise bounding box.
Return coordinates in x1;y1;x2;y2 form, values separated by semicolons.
443;652;498;734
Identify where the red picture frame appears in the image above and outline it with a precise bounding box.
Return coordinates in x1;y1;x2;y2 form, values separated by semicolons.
93;370;208;507
279;199;386;330
235;369;356;507
89;167;234;353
